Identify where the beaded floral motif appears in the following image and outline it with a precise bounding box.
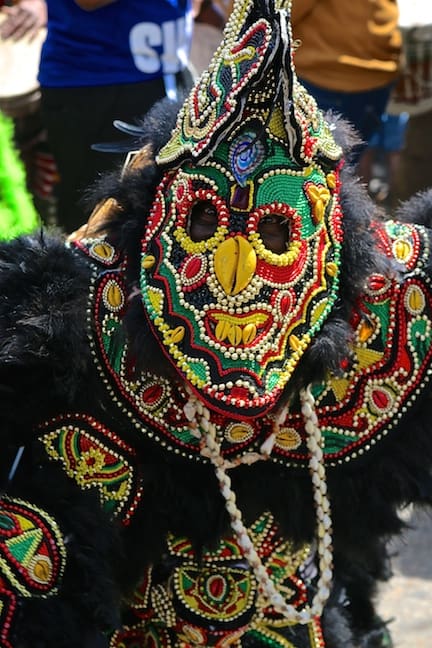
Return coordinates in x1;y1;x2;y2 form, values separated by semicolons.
39;415;143;525
108;512;325;648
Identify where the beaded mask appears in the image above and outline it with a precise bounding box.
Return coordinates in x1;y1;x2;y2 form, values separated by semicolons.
140;0;344;418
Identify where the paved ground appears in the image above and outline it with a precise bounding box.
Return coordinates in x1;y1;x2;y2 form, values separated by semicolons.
377;507;432;647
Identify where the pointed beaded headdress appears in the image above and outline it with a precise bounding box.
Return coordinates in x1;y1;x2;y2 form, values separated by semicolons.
157;0;342;168
140;0;344;419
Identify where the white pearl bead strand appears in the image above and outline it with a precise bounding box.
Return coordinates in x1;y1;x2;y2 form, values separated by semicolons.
185;383;333;624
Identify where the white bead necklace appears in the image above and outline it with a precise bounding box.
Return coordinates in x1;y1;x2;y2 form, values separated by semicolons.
185;384;333;623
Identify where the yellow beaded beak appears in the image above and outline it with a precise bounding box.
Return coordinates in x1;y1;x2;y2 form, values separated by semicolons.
214;235;257;296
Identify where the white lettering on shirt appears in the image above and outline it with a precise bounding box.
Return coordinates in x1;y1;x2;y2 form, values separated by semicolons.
129;16;192;75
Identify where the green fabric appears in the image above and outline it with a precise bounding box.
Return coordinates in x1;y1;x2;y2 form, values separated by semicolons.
0;111;40;240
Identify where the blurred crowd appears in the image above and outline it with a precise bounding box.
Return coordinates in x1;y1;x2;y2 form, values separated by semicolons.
1;0;432;235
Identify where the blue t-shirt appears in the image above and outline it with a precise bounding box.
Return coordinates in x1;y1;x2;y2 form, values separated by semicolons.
38;0;193;87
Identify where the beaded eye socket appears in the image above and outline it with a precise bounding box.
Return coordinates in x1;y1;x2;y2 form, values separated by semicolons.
188;200;219;242
258;214;290;254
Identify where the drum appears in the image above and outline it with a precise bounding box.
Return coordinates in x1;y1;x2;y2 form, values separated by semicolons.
0;15;46;119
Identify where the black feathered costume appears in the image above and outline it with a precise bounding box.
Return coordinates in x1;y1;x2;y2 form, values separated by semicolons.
0;1;432;646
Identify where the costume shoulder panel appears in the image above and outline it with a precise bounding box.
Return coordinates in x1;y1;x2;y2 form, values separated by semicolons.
274;220;432;467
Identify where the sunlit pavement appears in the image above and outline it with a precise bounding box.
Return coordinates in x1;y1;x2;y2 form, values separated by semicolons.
378;507;432;647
